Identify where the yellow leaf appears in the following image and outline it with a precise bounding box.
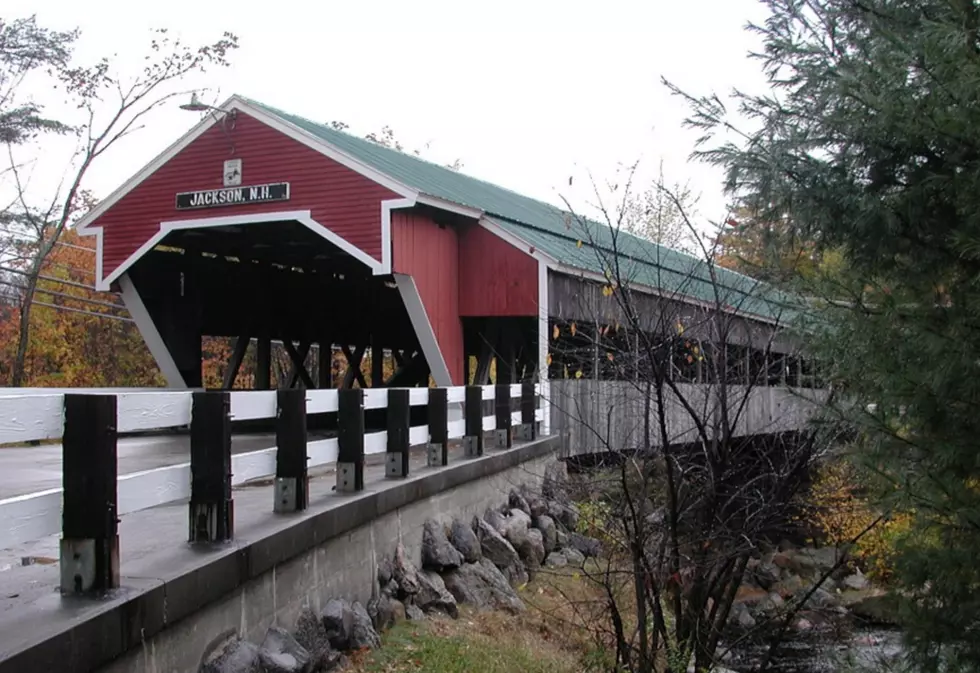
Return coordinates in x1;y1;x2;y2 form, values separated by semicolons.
676;321;685;335
576;239;583;248
552;324;560;340
570;322;577;336
601;285;613;297
575;369;583;379
546;353;553;365
693;345;700;355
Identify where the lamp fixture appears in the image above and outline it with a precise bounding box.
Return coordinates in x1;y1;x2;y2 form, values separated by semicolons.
178;92;238;154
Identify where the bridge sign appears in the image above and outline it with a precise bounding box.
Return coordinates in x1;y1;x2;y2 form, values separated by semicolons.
175;182;290;210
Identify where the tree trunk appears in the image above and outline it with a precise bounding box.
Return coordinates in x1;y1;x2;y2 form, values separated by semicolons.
11;272;39;387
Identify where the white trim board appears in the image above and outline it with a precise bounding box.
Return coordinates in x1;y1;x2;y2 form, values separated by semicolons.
393;273;453;386
119;273;187;388
98;210;383;291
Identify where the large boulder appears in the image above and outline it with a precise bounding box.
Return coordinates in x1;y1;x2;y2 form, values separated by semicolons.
199;635;260;673
502;509;532;553
293;609;341;673
503;562;530;588
484;508;508;535
320;599;353;651
842;570;869;591
548;500;579;532
545;551;568;568
748;555;781;590
526;528;547;565
474;516;521;568
258;626;311;673
797;547;841;574
349;601;382;650
527;495;549;519
405;603;425;621
442;558;525;614
449;519;482;563
568;532;601;558
416;570;459;618
561;546;585;566
843;591;902;626
421;519;464;571
367;594;401;632
509;489;531;515
533;514;559;552
393;543;421;595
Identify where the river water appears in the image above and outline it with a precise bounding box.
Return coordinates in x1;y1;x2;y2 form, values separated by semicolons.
723;627;907;672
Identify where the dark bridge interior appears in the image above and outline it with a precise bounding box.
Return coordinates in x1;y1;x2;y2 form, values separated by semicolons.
126;220;430;389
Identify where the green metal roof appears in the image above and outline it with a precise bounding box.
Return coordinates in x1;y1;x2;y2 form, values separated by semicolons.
243;97;798;323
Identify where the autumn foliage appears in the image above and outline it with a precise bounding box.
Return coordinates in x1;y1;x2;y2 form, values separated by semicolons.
0;230;164;387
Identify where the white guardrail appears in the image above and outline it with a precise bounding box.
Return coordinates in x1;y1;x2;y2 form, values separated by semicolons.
0;384;544;549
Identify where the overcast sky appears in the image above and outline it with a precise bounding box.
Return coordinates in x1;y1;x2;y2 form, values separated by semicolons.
12;0;770;231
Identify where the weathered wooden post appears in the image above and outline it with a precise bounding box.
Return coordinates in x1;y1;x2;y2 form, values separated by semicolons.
386;388;411;478
427;387;448;467
275;388;308;513
60;394;119;594
337;388;364;492
463;385;484;457
189;391;233;543
495;383;513;449
520;380;537;441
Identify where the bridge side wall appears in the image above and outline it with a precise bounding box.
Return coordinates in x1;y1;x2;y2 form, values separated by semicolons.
549;379;827;458
96;441;556;673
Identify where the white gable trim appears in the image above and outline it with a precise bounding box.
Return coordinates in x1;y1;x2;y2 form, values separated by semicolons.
76;95;418;234
393;273;453;386
118;273;187;388
96;209;386;291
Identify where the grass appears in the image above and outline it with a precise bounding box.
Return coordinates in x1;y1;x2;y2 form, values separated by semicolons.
348;566;612;673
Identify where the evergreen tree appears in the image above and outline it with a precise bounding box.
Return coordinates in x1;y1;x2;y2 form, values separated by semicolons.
672;0;980;668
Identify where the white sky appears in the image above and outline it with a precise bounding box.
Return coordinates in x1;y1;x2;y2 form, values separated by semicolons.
10;0;771;232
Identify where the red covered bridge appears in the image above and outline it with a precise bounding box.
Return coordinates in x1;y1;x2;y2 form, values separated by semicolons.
76;95;800;392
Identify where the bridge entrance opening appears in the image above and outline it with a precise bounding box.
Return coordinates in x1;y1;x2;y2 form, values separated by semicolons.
124;218;430;390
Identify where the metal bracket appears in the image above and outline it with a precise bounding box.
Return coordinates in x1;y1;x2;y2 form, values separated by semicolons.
274;477;298;513
386;453;406;478
494;428;510;449
337;462;358;493
427;443;443;467
462;435;480;457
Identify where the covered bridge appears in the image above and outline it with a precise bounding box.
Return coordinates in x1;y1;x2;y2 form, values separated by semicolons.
75;95;807;391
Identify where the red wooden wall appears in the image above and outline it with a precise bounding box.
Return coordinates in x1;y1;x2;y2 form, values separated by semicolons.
391;211;464;385
458;223;538;316
91;111;399;283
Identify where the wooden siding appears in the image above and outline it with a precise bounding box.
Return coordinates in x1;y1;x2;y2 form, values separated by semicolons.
92;111;399;282
549;380;827;458
458;224;538;316
391;210;464;384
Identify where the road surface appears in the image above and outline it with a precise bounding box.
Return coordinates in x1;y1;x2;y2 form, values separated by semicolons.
0;433;277;499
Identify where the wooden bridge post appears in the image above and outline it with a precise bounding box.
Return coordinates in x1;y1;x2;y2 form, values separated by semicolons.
495;383;513;449
337;388;364;492
427;387;449;467
274;388;308;513
60;394;119;594
189;391;233;543
520;380;537;441
386;388;410;478
463;385;484;457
